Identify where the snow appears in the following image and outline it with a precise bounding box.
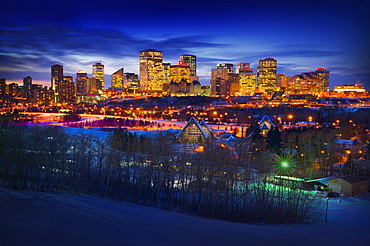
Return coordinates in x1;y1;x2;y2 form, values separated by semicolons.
1;189;369;246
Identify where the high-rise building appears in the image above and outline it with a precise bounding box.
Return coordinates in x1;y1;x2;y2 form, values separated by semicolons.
210;67;229;96
58;76;75;103
0;78;6;97
238;69;256;96
217;63;234;73
92;62;105;90
139;49;163;93
236;62;250;73
76;70;88;94
277;73;287;89
23;76;32;102
51;64;63;91
170;61;191;83
314;67;330;92
180;55;197;76
111;68;124;89
162;62;171;84
257;57;277;93
123;73;139;89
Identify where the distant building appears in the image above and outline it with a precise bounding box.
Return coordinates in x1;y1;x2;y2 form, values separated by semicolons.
180;55;197;75
23;76;32;102
334;85;366;93
139;49;163;93
210;67;229;96
76;70;88;94
0;78;6;97
58;76;75;103
170;61;191;83
257;57;277;94
111;68;124;89
123;73;139;90
277;73;287;89
87;78;100;93
238;68;256;96
169;79;201;96
217;63;234;73
92;62;105;89
51;64;63;91
173;117;214;144
286;68;330;94
37;86;54;106
236;62;250;74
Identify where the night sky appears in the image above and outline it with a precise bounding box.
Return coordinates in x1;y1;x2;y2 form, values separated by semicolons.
1;0;369;89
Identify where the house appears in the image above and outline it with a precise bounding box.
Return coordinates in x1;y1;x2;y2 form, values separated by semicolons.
328;175;369;196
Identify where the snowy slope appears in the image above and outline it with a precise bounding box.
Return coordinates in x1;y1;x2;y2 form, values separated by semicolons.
0;189;369;246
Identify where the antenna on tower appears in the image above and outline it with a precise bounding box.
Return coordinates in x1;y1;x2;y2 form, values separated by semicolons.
270;53;273;58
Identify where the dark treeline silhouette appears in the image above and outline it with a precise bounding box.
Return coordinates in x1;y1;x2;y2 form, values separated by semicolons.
63;117;156;128
0;125;324;224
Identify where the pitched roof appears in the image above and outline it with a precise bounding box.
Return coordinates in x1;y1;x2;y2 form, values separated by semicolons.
173;118;213;144
338;175;368;184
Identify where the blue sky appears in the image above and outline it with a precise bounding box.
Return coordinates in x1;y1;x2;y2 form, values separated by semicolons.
1;0;369;89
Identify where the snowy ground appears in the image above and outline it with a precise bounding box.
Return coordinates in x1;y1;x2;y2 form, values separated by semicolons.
0;189;369;246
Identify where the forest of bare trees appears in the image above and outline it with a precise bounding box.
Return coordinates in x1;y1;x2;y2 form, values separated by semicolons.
0;124;325;224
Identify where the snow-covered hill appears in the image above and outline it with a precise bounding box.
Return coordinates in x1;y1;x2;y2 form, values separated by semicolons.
0;189;369;246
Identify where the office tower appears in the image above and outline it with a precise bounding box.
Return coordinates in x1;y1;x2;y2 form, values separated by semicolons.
238;69;256;96
277;73;287;89
51;64;63;91
0;78;6;97
111;68;124;89
257;57;277;93
92;62;105;90
76;70;88;94
210;67;229;96
180;55;197;76
170;61;191;83
23;76;32;102
123;73;139;88
236;62;250;73
87;78;100;93
139;49;163;93
217;63;234;73
58;76;75;103
162;62;171;84
314;67;330;92
37;86;54;106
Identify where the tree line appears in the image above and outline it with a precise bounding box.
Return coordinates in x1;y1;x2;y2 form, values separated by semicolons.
0;124;325;224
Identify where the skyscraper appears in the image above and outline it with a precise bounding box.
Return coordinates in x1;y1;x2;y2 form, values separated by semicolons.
170;61;191;83
51;64;63;91
111;68;124;89
76;70;88;94
58;76;75;103
257;57;277;93
217;63;234;73
92;62;105;90
210;67;229;96
180;55;197;76
140;49;163;93
236;62;250;74
314;67;330;92
23;76;33;102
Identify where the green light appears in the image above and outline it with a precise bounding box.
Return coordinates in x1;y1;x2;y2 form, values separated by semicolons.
281;162;290;168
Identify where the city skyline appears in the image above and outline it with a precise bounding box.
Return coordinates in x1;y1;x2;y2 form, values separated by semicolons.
1;0;369;89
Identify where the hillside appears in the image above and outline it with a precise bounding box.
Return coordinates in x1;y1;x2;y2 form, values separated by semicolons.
1;189;369;246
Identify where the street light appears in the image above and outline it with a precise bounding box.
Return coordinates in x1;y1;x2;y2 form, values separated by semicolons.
281;161;290;168
325;197;330;222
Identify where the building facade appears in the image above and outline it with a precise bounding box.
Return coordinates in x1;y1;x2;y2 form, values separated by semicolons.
23;76;33;102
92;62;105;90
139;49;163;94
210;68;229;96
111;68;124;89
170;61;191;83
257;57;277;94
51;64;63;91
180;55;197;76
76;70;88;94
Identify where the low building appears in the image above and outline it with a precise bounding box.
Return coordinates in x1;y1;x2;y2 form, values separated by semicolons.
328;175;369;196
